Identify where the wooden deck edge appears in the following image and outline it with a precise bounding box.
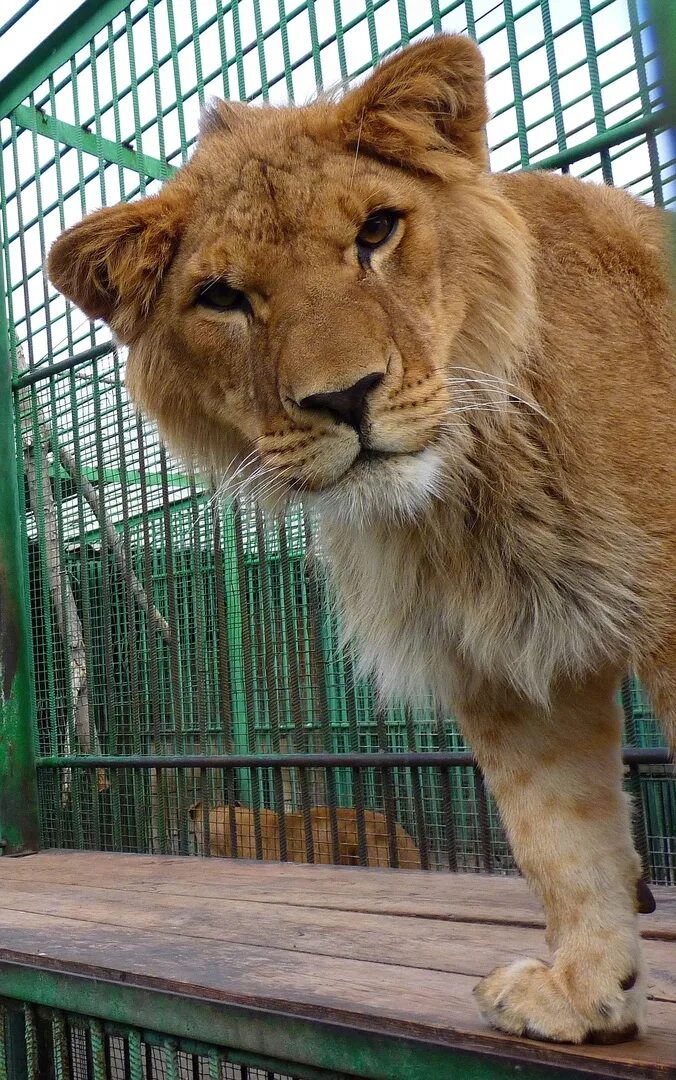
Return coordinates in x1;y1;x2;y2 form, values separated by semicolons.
0;954;666;1080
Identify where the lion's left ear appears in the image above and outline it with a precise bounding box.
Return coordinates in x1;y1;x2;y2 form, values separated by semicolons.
337;34;489;175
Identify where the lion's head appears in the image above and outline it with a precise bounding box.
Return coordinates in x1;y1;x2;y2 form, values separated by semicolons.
48;34;533;525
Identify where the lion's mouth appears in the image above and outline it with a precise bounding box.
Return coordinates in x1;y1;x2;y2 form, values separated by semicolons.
284;443;435;499
353;446;411;466
309;442;444;524
293;446;412;496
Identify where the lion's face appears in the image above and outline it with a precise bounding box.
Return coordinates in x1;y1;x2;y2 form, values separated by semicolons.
142;117;462;519
48;34;527;524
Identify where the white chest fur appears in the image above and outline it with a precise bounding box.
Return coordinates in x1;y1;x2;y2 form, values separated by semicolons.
319;504;643;709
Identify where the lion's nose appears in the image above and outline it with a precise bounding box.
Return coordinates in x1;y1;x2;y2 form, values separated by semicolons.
299;372;384;432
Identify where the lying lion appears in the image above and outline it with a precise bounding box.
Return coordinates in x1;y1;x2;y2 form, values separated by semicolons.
189;802;421;868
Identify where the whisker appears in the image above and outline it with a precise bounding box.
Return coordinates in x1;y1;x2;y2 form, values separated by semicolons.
447;404;510;414
349;107;365;190
447;367;550;421
196;449;260;525
240;461;297;507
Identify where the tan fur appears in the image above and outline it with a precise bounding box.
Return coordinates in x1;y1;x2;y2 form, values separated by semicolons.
188;803;421;869
48;34;674;1045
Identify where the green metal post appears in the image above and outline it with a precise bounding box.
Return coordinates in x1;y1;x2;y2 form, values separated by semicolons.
0;0;134;118
649;1;676;274
4;1007;28;1080
0;230;39;856
650;2;676;127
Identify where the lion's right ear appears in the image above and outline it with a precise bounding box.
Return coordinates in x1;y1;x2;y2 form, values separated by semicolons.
47;193;184;344
199;98;249;139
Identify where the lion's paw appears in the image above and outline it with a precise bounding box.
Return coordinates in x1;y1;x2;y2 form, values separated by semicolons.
473;957;645;1045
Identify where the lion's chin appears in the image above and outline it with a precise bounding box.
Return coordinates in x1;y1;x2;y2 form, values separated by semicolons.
306;445;444;527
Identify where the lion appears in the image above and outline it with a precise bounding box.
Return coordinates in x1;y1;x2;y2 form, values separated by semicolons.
188;802;421;869
48;33;675;1045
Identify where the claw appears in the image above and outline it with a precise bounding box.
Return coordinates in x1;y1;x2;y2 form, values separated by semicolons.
585;1024;638;1045
636;878;656;914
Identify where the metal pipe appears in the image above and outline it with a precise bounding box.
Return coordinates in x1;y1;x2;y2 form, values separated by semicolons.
0;221;39;855
529;110;666;171
12;343;115;389
35;747;673;769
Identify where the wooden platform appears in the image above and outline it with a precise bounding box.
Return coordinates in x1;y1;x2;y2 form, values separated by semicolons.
0;852;675;1079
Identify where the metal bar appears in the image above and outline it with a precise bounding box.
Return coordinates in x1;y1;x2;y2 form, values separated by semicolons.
273;764;288;862
24;1002;47;1080
124;4;148;198
212;512;233;756
303;516;340;864
502;0;528;167
51;1011;70;1080
254;514;281;756
188;475;208;802
651;0;676;127
375;708;399;868
116;351;147;853
164;1;189;166
0;960;616;1080
622;677;652;881
233;503;259;843
0;0;41;38
474;769;494;875
253;515;287;859
278;524;314;861
226;767;238;858
628;0;664;204
0;0;134;117
10;104;172;184
342;652;368;866
434;709;459;872
89;1018;106;1080
649;0;676;274
34;748;673;769
4;1007;28;1080
92;355;115;756
0;1003;6;1080
527;110;666;171
0;224;39;856
137;416;167;852
13;344;115;389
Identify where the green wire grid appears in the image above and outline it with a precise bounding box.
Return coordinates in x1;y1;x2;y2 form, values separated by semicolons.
0;1000;332;1080
0;0;674;881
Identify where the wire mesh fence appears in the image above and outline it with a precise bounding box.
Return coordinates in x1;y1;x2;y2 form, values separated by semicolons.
0;0;674;881
0;1001;328;1080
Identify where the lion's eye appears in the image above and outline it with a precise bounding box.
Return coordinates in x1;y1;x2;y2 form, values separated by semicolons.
197;280;251;314
356;210;398;252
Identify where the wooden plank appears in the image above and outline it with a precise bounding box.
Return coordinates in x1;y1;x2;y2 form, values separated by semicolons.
5;853;676;939
0;907;674;1076
0;879;674;1004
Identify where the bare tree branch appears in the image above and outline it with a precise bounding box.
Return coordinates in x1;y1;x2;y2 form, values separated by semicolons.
57;446;171;643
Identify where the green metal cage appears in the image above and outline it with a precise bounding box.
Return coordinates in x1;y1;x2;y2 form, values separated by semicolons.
0;0;674;881
0;3;675;1079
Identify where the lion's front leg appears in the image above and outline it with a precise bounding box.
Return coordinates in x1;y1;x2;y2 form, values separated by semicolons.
457;670;646;1044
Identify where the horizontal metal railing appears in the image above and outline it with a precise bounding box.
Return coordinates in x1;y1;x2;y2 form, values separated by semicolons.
35;749;673;769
